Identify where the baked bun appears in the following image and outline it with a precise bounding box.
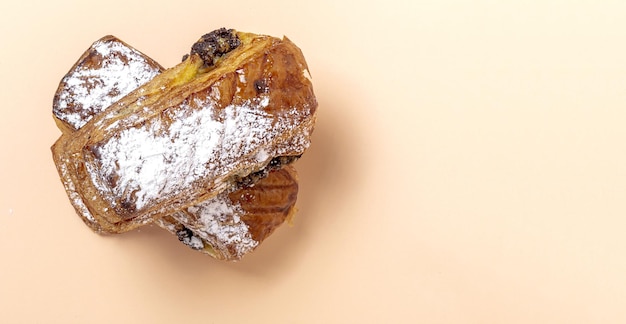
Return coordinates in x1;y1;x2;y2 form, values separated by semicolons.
51;29;316;260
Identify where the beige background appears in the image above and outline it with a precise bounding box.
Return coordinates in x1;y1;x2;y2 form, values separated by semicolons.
2;0;626;323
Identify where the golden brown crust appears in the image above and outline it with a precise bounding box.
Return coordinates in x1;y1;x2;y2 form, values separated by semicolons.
235;165;299;242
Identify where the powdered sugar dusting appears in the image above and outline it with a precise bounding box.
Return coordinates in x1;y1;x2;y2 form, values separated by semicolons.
184;191;258;259
54;38;161;130
303;67;312;82
94;100;222;210
236;68;246;83
255;149;269;162
91;92;310;213
180;234;204;250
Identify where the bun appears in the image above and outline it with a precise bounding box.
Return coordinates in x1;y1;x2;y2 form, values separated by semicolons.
51;29;316;260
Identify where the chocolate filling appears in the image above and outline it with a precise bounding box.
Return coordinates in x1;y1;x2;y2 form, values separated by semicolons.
235;155;301;188
182;28;241;67
176;226;203;250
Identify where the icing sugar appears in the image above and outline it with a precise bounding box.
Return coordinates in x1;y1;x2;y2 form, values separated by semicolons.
236;68;246;83
92;93;309;212
179;233;204;250
55;38;161;130
302;67;313;82
94;99;222;210
184;190;258;258
255;149;269;162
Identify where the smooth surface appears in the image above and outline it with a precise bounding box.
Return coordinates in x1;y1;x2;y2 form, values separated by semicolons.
2;1;626;323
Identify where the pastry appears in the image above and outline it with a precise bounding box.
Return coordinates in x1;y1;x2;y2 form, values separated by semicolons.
51;29;316;260
53;35;164;133
158;165;299;260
